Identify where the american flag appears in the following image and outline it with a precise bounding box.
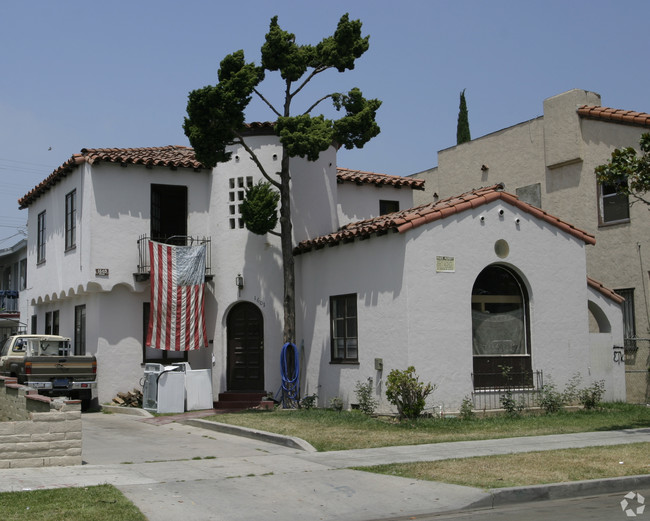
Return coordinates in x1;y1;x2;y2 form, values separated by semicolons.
146;241;208;351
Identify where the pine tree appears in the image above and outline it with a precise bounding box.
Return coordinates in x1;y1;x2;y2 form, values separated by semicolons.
456;89;471;145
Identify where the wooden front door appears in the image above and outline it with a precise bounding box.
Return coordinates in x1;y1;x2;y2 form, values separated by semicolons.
227;302;264;391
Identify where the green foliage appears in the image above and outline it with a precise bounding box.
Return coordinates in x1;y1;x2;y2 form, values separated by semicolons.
538;381;564;414
579;380;606;410
595;133;650;206
300;393;318;409
240;180;280;235
456;88;471;145
500;390;525;417
459;395;475;420
354;379;379;415
329;396;344;412
385;366;435;420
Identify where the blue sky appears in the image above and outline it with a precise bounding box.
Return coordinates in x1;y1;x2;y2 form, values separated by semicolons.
1;0;648;247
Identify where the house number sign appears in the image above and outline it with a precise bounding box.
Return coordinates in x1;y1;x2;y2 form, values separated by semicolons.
95;268;109;277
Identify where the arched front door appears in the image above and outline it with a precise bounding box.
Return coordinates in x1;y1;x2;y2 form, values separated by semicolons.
227;302;264;391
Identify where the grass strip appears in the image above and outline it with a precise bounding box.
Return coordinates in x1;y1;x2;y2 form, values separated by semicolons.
203;402;650;451
0;484;146;521
354;442;650;489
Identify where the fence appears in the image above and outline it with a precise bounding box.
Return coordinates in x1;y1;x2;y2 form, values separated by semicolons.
471;370;544;411
137;235;212;277
625;337;650;404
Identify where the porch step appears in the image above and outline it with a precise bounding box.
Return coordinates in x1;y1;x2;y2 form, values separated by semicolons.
213;392;268;411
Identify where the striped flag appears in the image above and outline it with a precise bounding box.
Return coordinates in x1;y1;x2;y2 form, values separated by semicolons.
146;241;208;351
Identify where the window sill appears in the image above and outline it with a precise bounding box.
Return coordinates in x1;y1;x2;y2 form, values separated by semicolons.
598;218;630;228
330;360;360;365
65;245;77;253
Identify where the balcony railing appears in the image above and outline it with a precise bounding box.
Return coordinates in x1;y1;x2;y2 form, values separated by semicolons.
0;290;20;313
136;235;212;282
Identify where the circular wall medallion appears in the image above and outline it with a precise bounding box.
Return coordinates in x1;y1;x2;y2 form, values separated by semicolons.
494;239;509;258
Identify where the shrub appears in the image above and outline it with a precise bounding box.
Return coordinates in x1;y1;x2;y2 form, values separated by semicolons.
539;380;564;414
385;366;436;420
354;379;379;416
459;395;475;420
500;390;525;417
579;380;606;410
329;396;344;412
300;394;318;410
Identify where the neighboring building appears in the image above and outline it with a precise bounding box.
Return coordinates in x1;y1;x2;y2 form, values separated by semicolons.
0;239;27;340
18;127;625;412
412;89;649;403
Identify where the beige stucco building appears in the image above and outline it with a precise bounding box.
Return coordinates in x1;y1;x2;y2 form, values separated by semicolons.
412;89;650;403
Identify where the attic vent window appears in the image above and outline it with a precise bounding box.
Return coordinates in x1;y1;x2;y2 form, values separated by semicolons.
229;177;254;229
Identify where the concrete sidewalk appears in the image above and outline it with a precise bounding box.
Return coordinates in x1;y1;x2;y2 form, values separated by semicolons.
0;411;649;520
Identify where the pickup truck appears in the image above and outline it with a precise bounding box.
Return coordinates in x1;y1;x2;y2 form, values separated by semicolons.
0;334;97;407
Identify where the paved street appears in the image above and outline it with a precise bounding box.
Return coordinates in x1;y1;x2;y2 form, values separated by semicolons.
1;411;649;521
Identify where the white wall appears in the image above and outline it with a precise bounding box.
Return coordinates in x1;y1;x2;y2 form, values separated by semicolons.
298;199;609;413
337;182;416;226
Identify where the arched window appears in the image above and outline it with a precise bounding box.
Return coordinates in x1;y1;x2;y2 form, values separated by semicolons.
472;265;532;389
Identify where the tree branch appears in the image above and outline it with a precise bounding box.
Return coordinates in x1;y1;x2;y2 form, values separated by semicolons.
303;93;335;115
267;229;281;237
232;133;282;189
253;88;282;118
289;65;329;102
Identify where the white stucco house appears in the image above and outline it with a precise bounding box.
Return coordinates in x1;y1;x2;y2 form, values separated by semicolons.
18;127;625;412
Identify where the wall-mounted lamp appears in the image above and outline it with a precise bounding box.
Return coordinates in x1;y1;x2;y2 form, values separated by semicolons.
235;274;244;289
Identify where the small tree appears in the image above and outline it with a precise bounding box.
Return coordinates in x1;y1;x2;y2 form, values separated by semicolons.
183;14;381;345
385;366;435;420
595;133;650;207
354;379;378;415
456;89;471;145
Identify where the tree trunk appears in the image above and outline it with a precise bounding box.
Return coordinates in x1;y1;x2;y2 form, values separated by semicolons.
279;148;295;344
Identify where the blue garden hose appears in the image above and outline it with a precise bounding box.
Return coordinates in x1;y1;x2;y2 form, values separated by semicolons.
280;342;300;408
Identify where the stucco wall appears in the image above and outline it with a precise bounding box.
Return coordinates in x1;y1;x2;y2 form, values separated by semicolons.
297;199;617;413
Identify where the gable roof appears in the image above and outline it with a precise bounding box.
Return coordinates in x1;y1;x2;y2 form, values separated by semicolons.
19;146;204;209
294;184;596;255
578;105;650;128
337;167;425;190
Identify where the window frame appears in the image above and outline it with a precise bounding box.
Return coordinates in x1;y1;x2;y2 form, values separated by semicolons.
379;200;400;215
74;305;86;355
65;189;76;251
330;293;359;364
598;182;630;226
471;265;532;389
37;211;46;264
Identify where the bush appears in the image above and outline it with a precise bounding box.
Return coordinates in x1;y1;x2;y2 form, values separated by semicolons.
354;379;379;416
539;380;564;414
500;390;525;417
385;366;435;420
579;380;606;410
459;395;474;420
300;394;318;410
329;396;344;412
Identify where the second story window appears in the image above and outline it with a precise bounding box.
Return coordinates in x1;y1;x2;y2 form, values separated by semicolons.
379;200;400;215
37;211;46;264
151;184;187;244
65;190;76;251
599;182;630;225
229;176;253;229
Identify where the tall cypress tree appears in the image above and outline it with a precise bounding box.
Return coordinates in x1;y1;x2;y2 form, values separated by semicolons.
456;89;471;145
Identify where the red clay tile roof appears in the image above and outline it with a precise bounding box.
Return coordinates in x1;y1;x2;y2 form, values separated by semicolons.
19;146;204;209
337;167;425;190
294;184;596;254
578;106;650;128
587;277;625;305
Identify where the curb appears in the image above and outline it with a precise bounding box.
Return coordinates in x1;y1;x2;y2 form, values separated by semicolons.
468;474;650;510
99;405;153;417
180;418;318;452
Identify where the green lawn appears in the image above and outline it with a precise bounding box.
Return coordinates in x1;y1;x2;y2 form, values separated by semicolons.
204;402;650;451
0;485;146;521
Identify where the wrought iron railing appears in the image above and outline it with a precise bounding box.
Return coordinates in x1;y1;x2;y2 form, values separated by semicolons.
136;235;212;278
471;370;544;411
